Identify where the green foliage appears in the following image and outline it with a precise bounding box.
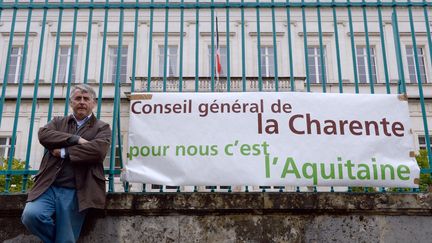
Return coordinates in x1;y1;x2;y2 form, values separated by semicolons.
388;150;431;192
0;158;34;193
416;150;432;192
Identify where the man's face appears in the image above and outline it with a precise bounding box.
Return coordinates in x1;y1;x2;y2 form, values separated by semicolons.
70;90;96;120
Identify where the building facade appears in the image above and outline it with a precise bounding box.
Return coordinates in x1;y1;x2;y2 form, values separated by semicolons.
0;0;431;192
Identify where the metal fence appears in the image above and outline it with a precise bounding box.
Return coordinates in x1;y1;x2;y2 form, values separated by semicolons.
0;0;431;193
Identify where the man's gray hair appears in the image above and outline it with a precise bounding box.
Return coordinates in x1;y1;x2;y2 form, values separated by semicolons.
70;84;97;100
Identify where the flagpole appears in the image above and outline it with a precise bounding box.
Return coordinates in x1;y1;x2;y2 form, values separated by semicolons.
216;16;219;85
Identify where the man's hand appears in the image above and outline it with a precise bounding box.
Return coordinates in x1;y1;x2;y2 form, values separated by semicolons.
78;137;89;144
50;149;61;158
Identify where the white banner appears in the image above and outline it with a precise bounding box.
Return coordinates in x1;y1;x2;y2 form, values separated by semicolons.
122;92;420;187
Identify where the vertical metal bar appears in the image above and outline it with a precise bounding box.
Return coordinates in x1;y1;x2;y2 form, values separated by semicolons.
147;0;154;92
179;0;184;92
362;0;374;94
210;0;215;92
162;0;169;92
96;0;109;118
286;0;294;91
301;0;310;92
391;0;406;94
194;0;199;92
131;0;139;92
423;0;432;69
116;94;124;191
226;0;231;92
408;0;432;165
332;0;343;93
347;0;359;93
241;0;246;91
317;0;326;92
47;0;64;122
271;0;279;91
83;0;94;84
377;0;390;94
423;1;432;165
22;0;49;192
423;0;432;161
0;0;18;126
6;0;33;192
109;1;124;193
424;0;432;83
64;0;79;116
256;0;262;91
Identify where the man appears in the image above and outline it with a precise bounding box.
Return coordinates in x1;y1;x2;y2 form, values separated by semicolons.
21;84;111;242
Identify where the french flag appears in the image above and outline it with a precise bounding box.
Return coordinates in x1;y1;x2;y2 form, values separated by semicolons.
215;16;222;79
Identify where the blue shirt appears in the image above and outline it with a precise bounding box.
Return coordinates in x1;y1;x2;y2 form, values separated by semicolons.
60;113;93;158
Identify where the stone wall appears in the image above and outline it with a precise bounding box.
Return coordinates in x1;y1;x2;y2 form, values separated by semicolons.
2;193;432;242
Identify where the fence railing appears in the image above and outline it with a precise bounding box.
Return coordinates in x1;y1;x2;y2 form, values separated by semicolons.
0;0;431;193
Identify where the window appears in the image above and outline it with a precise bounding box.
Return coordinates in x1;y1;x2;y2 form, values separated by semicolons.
103;145;121;172
307;46;326;83
406;46;427;83
208;46;227;77
260;46;275;77
158;45;178;77
8;46;23;83
57;46;78;83
419;135;432;151
356;46;377;84
107;46;128;83
0;137;12;166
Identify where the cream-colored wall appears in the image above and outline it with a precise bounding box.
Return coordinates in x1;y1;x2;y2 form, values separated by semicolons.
0;5;430;83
